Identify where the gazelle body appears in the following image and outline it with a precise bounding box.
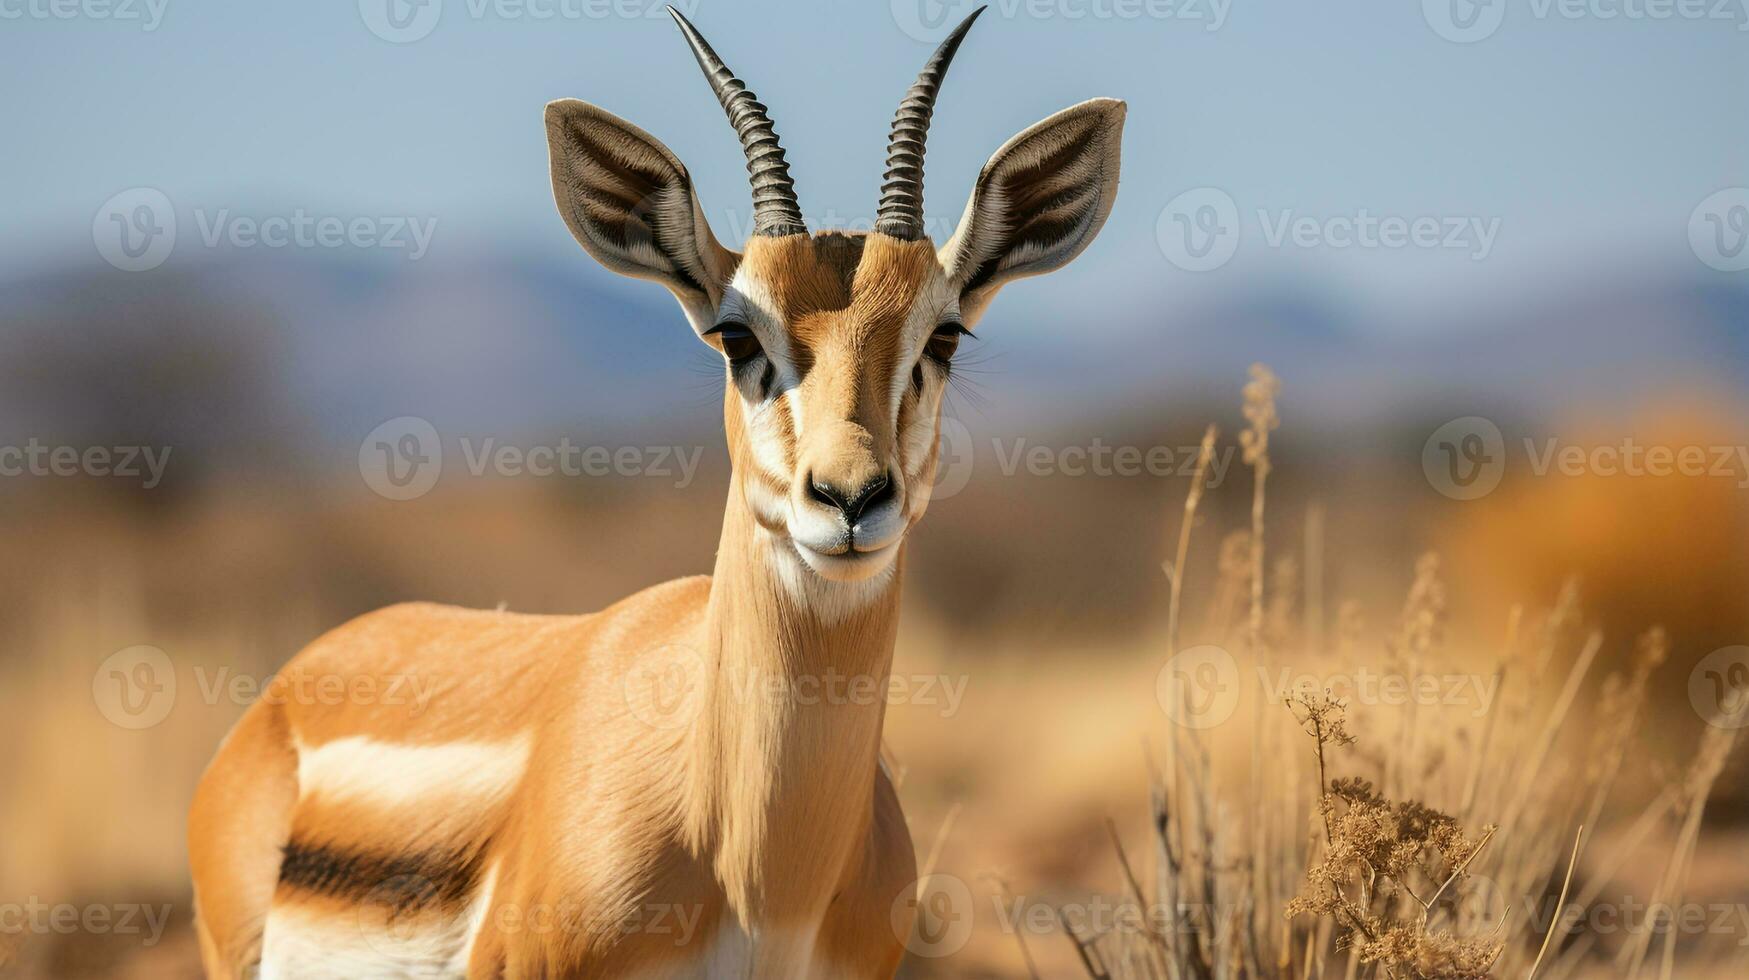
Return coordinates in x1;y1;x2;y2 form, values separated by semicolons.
187;8;1123;977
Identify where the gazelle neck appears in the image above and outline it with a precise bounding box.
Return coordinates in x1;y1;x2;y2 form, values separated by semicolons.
687;477;903;926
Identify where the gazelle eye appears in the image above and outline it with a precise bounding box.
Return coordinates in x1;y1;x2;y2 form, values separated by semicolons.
708;321;763;366
924;322;968;369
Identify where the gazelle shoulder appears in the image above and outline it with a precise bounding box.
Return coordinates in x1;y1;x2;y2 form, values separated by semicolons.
552;574;714;675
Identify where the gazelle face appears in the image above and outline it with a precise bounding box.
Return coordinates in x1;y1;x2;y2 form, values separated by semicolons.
545;7;1125;585
716;233;960;582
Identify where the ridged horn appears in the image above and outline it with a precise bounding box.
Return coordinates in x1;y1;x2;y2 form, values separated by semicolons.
667;6;807;237
873;6;985;241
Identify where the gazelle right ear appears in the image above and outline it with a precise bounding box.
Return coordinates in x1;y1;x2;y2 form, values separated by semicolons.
938;98;1126;326
545;99;739;333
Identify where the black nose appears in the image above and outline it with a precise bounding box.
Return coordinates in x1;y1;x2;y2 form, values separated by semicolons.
808;473;895;520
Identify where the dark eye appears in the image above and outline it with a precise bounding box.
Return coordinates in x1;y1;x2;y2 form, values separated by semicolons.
709;321;763;366
924;322;968;369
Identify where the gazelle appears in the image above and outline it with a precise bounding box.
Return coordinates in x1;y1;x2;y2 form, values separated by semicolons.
187;7;1123;977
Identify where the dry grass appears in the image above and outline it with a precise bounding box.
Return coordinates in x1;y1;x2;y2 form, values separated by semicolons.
1050;366;1748;980
2;369;1746;977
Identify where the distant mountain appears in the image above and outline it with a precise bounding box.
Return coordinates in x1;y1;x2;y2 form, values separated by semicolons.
1043;269;1749;433
3;245;1743;465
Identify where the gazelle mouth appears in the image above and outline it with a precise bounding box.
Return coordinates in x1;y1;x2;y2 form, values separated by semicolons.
791;538;899;582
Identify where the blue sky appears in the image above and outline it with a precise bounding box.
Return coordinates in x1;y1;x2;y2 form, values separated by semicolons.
4;0;1745;326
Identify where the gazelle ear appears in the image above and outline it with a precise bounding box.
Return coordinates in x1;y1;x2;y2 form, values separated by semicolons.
545;99;739;333
938;98;1126;325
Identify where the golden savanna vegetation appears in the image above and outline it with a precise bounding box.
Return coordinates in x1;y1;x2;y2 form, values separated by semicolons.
3;364;1748;978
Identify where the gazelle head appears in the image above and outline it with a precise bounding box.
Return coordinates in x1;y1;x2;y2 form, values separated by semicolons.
546;7;1124;585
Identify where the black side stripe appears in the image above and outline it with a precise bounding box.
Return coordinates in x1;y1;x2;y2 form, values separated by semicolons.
277;840;484;912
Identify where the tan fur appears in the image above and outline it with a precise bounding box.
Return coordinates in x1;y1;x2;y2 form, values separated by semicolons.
728;234;940;519
189;697;299;977
191;84;1123;980
189;237;929;978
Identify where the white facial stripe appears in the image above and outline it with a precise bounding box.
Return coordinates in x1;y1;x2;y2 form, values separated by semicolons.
889;273;956;511
901;390;941;477
782;384;805;443
723;274;800;393
295;735;531;810
746;396;794;485
728;267;806;510
742;473;790;530
906;432;942;520
887;274;961;424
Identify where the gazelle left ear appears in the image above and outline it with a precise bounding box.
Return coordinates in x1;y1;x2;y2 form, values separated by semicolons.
938;98;1126;325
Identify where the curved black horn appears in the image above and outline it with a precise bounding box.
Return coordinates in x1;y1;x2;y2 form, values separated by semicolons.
668;6;807;237
874;6;985;241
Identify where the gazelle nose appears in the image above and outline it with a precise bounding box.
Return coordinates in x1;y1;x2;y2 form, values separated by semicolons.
807;472;894;521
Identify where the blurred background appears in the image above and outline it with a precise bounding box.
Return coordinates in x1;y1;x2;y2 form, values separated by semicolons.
2;0;1747;975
